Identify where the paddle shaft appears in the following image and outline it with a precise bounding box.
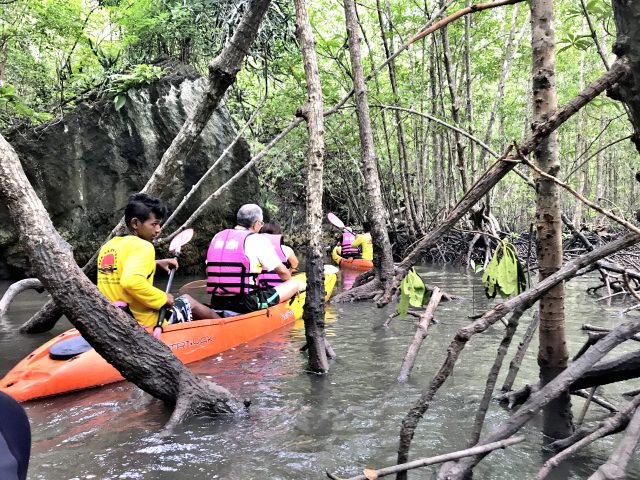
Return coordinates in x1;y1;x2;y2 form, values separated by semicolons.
154;263;177;330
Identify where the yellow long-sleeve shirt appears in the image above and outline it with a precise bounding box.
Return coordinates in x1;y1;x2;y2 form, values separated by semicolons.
97;235;167;327
351;232;373;261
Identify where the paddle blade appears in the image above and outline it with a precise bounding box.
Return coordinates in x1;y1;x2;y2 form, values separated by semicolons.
327;212;345;230
323;264;339;275
169;228;194;254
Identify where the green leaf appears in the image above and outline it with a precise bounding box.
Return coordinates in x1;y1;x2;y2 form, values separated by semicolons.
114;94;126;111
482;240;525;299
396;267;427;316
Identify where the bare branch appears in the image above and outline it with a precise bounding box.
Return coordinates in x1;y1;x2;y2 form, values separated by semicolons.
327;435;525;480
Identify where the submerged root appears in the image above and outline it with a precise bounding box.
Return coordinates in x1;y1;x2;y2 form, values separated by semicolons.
160;375;239;436
331;278;383;303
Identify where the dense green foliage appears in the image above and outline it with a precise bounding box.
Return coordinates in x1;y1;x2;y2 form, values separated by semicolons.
1;0;637;235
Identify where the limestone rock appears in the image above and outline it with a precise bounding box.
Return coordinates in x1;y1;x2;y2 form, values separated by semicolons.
0;59;257;278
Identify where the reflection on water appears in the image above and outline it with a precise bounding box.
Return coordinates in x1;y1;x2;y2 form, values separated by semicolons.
339;269;359;291
1;266;640;479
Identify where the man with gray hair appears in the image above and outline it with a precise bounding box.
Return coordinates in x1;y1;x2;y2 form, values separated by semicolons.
205;204;305;313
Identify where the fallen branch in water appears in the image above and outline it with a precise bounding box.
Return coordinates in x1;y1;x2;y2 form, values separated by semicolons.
536;395;640;479
396;232;640;471
397;287;443;382
326;435;525;480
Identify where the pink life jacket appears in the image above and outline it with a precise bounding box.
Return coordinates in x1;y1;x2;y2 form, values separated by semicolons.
341;230;359;257
256;234;289;287
206;229;258;296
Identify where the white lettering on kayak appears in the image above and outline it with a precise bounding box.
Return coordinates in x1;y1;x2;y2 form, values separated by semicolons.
280;310;294;322
168;336;214;351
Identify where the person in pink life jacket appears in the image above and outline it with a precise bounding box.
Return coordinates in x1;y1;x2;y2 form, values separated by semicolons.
258;223;299;286
206;204;305;313
334;226;360;259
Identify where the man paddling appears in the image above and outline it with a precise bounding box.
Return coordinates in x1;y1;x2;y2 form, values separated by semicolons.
97;193;219;327
206;204;305;313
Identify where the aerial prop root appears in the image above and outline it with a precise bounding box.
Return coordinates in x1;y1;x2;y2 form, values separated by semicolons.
0;278;43;317
160;373;239;436
331;278;383;303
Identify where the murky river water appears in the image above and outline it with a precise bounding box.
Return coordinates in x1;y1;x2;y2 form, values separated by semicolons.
1;266;640;479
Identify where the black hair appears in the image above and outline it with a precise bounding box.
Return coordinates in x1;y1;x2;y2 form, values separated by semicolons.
124;193;168;229
260;223;282;235
362;221;371;233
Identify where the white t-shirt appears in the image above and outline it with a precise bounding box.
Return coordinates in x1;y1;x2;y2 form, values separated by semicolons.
238;228;282;274
282;244;294;261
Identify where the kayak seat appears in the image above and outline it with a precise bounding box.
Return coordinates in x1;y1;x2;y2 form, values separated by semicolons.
217;310;241;318
49;336;92;360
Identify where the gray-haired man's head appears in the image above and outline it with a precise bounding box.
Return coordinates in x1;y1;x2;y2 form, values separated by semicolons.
237;204;264;229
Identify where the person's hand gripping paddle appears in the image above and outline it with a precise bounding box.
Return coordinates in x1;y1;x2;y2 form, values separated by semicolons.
152;228;194;339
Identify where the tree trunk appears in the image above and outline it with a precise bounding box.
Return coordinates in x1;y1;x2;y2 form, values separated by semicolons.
439;0;469;194
293;0;329;373
0;135;237;430
610;0;640;152
342;0;395;290
376;0;420;237
430;40;443;212
572;47;587;228
531;0;573;439
463;0;475;179
478;5;524;170
19;0;272;334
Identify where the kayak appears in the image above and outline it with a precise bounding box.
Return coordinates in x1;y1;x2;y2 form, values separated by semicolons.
331;246;373;271
1;271;337;402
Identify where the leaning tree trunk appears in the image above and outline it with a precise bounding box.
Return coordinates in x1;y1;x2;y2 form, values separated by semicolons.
531;0;573;439
0;135;237;430
293;0;329;373
20;0;272;334
341;0;395;293
610;0;640;153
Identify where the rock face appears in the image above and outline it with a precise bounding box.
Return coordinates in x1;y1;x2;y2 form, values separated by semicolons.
0;60;258;279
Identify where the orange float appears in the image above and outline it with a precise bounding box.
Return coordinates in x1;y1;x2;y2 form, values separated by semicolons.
1;271;336;402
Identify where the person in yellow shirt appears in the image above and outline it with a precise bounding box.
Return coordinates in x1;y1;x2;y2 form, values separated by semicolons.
350;221;373;261
97;193;219;327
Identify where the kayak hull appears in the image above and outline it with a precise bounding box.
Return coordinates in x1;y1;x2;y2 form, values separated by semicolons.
1;273;336;402
331;246;373;271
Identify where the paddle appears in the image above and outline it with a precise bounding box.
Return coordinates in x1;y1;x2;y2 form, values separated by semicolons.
327;212;351;232
152;228;194;339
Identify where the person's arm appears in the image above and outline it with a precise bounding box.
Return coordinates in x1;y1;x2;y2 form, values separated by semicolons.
351;235;364;250
273;264;292;281
287;252;299;271
282;245;299;271
120;243;169;309
156;258;179;273
256;236;291;281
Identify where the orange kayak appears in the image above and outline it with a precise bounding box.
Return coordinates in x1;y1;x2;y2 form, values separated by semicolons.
1;272;336;402
331;246;373;271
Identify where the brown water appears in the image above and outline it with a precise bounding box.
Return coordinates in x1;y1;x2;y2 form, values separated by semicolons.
1;266;639;479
